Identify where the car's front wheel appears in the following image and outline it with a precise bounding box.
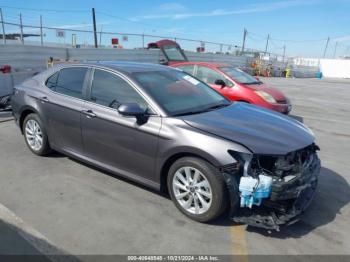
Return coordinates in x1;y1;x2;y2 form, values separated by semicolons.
23;113;51;156
167;157;228;222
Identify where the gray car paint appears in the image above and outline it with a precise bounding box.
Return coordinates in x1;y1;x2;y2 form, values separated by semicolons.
11;62;315;191
181;102;314;155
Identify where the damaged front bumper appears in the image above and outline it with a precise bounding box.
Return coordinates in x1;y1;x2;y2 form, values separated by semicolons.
226;150;321;231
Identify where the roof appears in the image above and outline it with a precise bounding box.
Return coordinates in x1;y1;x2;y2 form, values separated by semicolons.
53;61;174;74
171;61;231;68
95;61;172;73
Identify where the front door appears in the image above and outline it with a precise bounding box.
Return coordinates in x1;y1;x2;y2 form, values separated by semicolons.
81;68;161;184
195;65;234;99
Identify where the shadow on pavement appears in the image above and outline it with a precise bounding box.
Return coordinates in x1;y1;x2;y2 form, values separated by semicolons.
0;109;13;122
59;154;349;238
0;218;79;261
0;219;47;258
246;167;350;238
68;156;169;199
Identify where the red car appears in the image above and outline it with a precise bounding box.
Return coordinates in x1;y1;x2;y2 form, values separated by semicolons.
171;62;292;114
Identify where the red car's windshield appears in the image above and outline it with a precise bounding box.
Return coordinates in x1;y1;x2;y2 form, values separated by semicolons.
220;67;261;85
132;70;230;116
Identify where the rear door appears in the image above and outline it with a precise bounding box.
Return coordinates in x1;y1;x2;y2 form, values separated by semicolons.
43;67;88;154
81;68;161;184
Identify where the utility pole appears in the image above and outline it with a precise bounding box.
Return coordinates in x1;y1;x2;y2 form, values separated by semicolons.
241;28;247;54
282;44;286;63
323;37;330;58
333;41;338;58
19;13;24;44
264;34;270;55
40;15;43;46
92;8;98;48
0;8;6;45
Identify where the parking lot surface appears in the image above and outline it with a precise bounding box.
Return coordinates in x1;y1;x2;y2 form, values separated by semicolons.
0;77;349;256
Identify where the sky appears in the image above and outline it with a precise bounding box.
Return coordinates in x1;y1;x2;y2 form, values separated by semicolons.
0;0;350;58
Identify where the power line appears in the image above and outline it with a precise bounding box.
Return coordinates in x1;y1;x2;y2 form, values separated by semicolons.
2;5;349;44
0;5;89;13
246;34;263;42
269;39;284;49
248;30;328;43
0;6;243;45
97;11;236;38
270;37;328;43
1;6;212;38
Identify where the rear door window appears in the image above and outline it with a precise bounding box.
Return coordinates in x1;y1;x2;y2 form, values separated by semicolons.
162;45;187;61
45;72;59;90
55;67;87;99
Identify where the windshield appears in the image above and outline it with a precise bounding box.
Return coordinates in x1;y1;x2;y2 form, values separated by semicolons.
162;45;187;61
132;70;230;116
220;67;260;84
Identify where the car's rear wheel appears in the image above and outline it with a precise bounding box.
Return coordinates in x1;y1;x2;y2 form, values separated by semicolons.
167;157;228;222
23;113;51;156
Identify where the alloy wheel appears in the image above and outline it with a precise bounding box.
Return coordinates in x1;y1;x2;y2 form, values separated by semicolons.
172;166;212;215
25;119;43;151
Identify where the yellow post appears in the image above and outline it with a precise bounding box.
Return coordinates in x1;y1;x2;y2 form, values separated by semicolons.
286;68;292;78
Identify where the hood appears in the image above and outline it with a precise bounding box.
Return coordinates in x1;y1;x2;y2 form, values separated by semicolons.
181;103;314;155
243;83;287;102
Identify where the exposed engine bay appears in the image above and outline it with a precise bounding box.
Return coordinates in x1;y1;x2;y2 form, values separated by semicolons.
223;143;321;231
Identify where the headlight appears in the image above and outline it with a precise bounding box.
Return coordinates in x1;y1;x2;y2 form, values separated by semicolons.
254;91;276;103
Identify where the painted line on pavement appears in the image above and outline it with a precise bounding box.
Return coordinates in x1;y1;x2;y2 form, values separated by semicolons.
230;224;249;261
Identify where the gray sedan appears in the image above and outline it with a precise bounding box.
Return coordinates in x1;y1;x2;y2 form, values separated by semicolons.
11;62;320;230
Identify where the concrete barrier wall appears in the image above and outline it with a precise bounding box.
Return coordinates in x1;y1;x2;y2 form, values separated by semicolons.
185;52;249;67
0;44;250;71
68;48;163;64
0;45;68;71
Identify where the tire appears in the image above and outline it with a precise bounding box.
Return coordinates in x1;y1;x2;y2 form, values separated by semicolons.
23;113;51;156
167;157;228;222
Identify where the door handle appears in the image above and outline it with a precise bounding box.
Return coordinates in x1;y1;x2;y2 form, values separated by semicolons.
39;96;49;103
82;110;97;118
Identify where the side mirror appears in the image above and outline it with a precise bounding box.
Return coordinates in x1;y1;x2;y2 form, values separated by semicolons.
214;79;226;88
118;103;145;117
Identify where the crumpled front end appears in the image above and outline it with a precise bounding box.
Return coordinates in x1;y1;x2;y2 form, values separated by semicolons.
224;143;321;231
